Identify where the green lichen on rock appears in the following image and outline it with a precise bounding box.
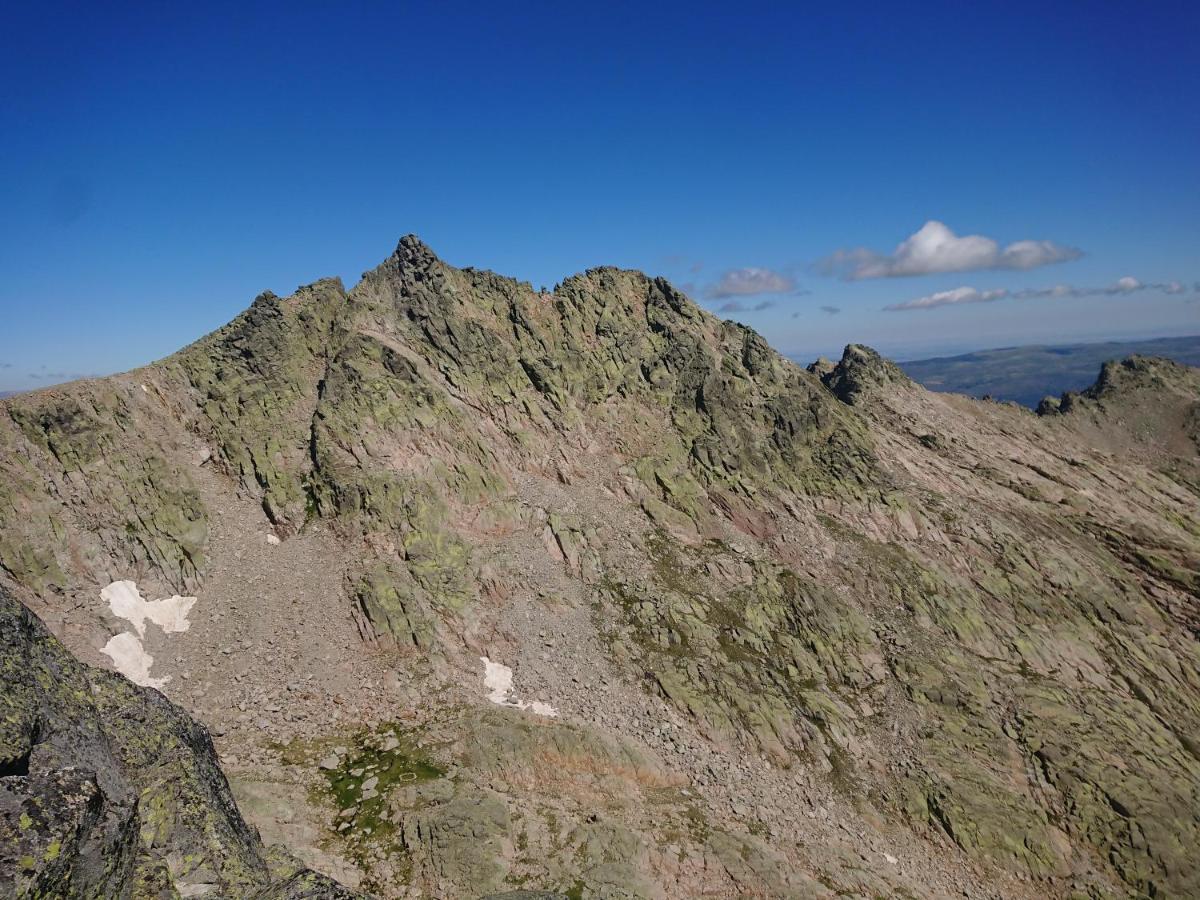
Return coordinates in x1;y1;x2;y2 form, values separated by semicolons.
171;278;348;530
0;388;208;592
601;534;881;767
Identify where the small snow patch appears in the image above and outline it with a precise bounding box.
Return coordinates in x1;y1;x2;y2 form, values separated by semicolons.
102;580;195;638
102;632;170;689
480;657;558;717
100;580;197;690
266;533;281;546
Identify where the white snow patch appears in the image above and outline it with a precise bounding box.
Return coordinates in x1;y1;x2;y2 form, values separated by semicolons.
99;580;197;690
101;632;170;689
266;533;281;546
102;580;196;638
480;657;558;717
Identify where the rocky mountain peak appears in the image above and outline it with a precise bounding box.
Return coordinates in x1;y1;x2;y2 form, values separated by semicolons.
392;232;440;269
810;342;912;405
1088;354;1188;397
1039;354;1196;416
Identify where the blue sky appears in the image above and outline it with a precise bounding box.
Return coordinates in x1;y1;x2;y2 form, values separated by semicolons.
2;1;1197;391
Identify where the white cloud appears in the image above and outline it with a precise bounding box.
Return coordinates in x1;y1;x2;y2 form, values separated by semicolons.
885;286;1009;311
706;267;797;299
819;221;1082;280
887;276;1191;312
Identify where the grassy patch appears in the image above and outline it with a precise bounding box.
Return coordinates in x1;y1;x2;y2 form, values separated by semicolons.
280;723;443;841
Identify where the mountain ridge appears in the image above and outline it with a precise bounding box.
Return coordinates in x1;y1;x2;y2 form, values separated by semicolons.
1;236;1198;898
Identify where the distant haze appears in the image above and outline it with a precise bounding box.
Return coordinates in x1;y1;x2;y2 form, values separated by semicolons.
896;335;1200;407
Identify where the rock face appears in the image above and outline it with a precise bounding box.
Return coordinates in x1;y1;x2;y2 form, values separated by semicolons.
0;586;364;898
1;235;1198;899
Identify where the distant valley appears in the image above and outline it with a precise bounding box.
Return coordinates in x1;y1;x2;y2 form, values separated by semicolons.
897;334;1200;407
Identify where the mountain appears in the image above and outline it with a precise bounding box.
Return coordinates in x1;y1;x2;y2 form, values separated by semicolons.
898;335;1200;407
1;236;1198;899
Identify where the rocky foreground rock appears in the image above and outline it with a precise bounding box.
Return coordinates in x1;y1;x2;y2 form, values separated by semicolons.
0;236;1198;898
0;585;363;898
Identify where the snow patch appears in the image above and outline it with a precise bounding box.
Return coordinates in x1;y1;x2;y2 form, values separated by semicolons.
480;657;558;717
102;632;170;689
100;580;197;689
102;580;195;638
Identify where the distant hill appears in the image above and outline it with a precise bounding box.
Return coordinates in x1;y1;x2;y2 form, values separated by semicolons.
0;391;22;399
899;335;1200;407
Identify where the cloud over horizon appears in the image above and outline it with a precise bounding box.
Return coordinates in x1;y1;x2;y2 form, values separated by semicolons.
885;277;1189;311
718;299;776;313
705;267;797;299
819;221;1082;280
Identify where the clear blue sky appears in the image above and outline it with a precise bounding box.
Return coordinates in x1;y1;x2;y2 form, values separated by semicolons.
2;0;1198;391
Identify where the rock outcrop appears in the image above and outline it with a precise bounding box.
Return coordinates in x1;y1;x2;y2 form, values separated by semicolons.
0;586;364;898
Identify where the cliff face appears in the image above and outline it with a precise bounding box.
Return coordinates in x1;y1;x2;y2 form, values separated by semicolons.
1;236;1198;899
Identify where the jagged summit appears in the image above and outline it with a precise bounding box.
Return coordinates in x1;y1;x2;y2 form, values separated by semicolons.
374;232;441;275
1080;354;1192;400
809;342;913;405
1;239;1198;898
1037;353;1193;414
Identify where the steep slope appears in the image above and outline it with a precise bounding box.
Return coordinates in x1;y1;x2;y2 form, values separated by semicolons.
0;586;362;898
0;237;1197;899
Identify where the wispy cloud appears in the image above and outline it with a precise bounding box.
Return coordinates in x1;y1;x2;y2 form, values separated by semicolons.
706;267;797;299
715;300;772;314
819;305;841;315
818;221;1082;280
885;277;1190;312
885;286;1009;311
0;362;11;369
718;299;776;313
28;371;96;381
662;254;704;274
